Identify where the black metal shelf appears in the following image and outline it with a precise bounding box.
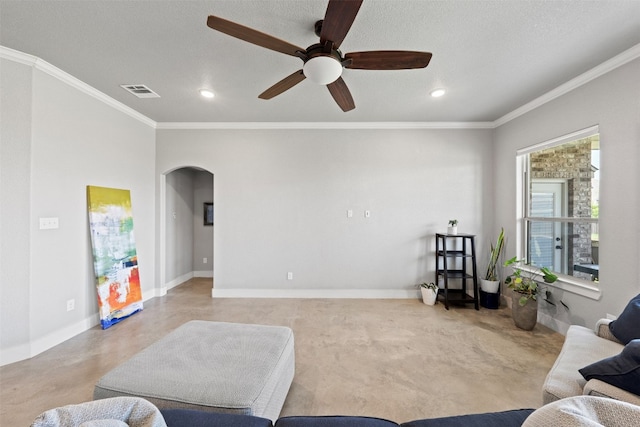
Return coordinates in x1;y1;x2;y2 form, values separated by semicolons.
437;289;477;304
435;233;479;310
436;250;473;258
436;269;474;279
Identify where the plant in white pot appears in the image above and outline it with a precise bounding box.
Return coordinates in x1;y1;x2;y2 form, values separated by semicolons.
447;219;458;235
420;282;439;305
503;256;558;330
481;228;505;294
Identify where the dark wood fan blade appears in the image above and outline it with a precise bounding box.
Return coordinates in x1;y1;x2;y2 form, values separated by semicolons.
344;51;433;70
327;77;355;112
207;15;306;57
320;0;363;49
259;70;306;99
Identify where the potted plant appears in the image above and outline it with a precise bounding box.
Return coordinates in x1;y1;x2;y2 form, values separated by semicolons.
420;282;439;305
480;228;505;294
503;256;558;330
480;228;505;309
447;219;458;235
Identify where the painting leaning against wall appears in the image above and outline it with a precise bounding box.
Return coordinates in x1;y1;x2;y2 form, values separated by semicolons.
87;185;143;329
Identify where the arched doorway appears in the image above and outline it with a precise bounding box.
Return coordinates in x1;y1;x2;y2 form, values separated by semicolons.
160;166;214;295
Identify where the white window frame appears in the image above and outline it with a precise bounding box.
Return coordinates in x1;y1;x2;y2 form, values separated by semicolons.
516;125;601;300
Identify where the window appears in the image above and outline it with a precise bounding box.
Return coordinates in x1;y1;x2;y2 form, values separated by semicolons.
517;126;600;293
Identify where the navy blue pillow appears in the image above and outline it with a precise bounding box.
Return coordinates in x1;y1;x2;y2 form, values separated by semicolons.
578;339;640;396
609;294;640;344
275;416;399;427
400;409;535;427
160;409;273;427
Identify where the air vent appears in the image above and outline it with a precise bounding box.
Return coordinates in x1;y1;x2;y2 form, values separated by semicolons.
120;84;160;98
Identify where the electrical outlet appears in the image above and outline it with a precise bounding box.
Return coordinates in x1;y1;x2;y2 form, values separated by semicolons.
203;257;207;264
287;272;293;280
66;299;75;312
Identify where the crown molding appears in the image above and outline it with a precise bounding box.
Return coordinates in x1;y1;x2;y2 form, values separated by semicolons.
0;45;38;67
0;46;157;129
155;121;494;130
494;42;640;127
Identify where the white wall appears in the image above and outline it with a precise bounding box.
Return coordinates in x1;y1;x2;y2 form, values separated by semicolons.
0;56;156;365
156;128;495;297
494;58;640;332
165;168;195;285
193;170;214;277
0;59;33;356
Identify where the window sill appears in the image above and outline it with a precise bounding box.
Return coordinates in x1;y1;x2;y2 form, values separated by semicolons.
517;265;602;300
546;277;601;300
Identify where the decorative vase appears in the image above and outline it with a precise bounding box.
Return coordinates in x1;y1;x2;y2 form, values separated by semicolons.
512;295;538;330
447;226;458;235
421;287;438;306
480;279;500;293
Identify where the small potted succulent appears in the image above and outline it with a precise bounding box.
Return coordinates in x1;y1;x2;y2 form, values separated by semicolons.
447;219;458;235
420;282;439;305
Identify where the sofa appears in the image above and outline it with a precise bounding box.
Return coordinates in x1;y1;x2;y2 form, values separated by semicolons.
31;395;640;427
543;302;640;406
543;318;640;405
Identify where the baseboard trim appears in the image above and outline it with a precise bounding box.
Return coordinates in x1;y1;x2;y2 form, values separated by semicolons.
212;288;420;299
538;311;571;335
0;342;31;367
1;287;159;366
194;270;214;278
165;272;193;291
28;314;100;365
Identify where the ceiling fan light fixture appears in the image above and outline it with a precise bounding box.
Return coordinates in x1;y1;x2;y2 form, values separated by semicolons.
430;88;446;98
199;89;215;98
303;55;343;85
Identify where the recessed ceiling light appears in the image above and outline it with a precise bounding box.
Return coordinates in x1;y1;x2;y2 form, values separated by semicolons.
199;89;215;99
430;89;446;98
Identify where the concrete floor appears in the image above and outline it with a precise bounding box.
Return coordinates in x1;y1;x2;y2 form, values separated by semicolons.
0;278;564;425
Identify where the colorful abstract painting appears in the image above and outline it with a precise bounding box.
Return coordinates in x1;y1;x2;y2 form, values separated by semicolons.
87;186;143;329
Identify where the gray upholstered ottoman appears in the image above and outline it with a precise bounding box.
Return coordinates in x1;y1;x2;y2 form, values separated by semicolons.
94;320;295;421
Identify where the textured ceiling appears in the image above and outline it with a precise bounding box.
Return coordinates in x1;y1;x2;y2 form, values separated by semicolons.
1;0;639;123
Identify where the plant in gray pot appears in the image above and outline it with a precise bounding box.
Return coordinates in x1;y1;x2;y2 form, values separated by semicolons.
503;256;558;330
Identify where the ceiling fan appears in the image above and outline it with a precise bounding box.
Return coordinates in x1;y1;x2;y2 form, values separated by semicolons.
206;0;432;112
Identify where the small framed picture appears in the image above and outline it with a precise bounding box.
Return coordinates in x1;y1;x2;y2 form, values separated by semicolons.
204;203;214;226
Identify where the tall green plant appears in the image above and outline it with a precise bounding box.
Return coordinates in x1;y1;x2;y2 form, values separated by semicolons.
484;228;505;281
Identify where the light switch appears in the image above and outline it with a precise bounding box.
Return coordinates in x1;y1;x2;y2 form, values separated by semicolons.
39;217;59;230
